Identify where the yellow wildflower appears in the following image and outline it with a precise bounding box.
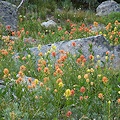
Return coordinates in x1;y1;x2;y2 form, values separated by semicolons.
34;79;39;84
58;82;64;87
64;89;71;98
38;44;41;50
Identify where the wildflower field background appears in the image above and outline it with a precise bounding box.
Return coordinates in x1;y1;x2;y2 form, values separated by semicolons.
0;0;120;119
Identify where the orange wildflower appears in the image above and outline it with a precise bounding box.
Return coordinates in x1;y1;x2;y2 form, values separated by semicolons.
70;89;75;96
40;82;44;87
71;42;76;47
20;65;26;72
38;32;41;35
110;54;115;60
81;23;85;27
82;58;86;63
79;26;83;31
37;67;42;72
41;35;44;38
98;93;104;99
56;78;62;83
89;54;94;60
3;68;9;75
71;27;76;32
43;77;49;83
84;74;89;79
79;96;83;101
46;87;50;91
38;59;46;66
93;22;98;27
16;79;20;84
28;77;32;83
6;25;11;30
22;56;26;60
117;98;120;104
56;68;63;75
53;72;57;76
102;76;108;83
64;31;69;34
17;31;21;37
52;32;55;35
59;49;65;54
84;27;90;32
51;51;56;57
76;58;81;63
58;26;62;31
18;71;24;77
80;55;85;60
21;27;24;32
66;111;72;117
1;49;8;56
26;31;29;35
31;83;36;88
106;51;109;55
84;96;88;99
17;77;23;82
28;85;32;89
12;31;15;36
80;86;86;93
59;55;67;63
44;67;50;74
66;19;70;22
38;52;43;56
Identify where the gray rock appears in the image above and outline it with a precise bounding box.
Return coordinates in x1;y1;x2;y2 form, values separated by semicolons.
0;79;4;84
96;0;120;16
0;1;18;31
90;24;105;32
113;45;120;68
29;35;120;69
41;20;57;28
0;79;5;89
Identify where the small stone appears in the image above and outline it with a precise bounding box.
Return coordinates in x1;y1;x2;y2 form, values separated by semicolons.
41;20;57;28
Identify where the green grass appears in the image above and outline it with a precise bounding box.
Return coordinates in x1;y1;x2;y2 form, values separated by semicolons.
0;2;120;119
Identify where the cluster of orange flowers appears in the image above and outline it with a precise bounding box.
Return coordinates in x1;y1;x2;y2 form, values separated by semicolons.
37;59;46;72
53;66;63;76
57;20;93;41
16;65;26;84
106;21;120;45
0;49;8;56
76;54;86;66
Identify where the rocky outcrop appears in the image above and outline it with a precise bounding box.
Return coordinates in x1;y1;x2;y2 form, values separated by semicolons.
0;1;18;31
29;35;120;69
96;0;120;16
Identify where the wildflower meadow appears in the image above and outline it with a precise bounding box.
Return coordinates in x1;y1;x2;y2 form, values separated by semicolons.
0;1;120;120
